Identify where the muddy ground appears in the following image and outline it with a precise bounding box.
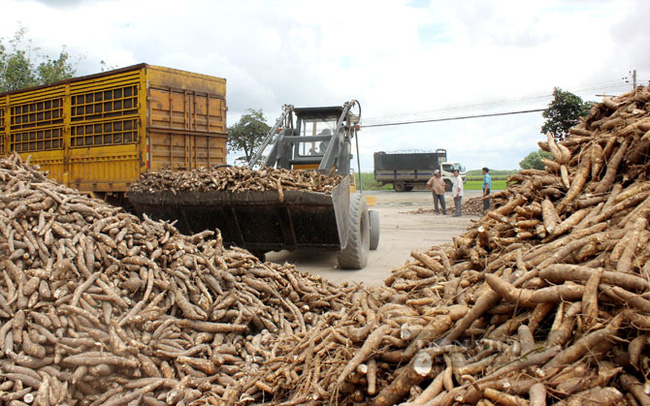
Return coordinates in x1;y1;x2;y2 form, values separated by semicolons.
265;190;481;286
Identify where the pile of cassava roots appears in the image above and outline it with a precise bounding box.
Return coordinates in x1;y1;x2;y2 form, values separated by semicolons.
229;86;650;406
0;155;354;405
127;166;343;195
0;85;649;406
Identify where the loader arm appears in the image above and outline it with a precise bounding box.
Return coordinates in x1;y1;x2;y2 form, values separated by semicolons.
318;99;361;175
248;104;295;169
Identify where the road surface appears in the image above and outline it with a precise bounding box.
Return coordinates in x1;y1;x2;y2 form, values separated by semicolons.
265;190;481;286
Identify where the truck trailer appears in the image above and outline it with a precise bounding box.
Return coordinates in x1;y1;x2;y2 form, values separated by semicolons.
374;149;465;192
0;63;228;204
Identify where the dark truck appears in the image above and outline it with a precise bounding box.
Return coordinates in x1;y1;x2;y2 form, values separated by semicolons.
373;149;466;192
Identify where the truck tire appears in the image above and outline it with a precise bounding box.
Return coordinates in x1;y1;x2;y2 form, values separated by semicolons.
444;179;453;192
338;194;370;269
369;210;380;251
405;185;414;192
394;181;406;192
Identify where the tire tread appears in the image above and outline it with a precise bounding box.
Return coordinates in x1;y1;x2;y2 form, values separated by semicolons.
338;194;369;269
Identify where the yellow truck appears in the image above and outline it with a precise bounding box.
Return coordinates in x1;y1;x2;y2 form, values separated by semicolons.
0;63;227;204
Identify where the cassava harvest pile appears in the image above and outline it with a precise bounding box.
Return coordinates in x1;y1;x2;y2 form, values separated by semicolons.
1;85;649;406
127;166;343;195
404;196;486;216
227;86;650;405
460;196;487;216
0;153;355;405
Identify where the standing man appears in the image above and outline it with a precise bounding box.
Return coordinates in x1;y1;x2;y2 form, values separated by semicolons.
482;167;492;212
426;169;446;215
452;169;463;217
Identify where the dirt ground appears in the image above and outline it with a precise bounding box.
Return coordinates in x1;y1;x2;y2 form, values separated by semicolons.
265;190;481;287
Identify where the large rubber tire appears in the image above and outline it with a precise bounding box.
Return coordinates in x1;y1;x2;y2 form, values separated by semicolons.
369;210;380;251
444;179;453;192
338;194;370;269
394;181;406;192
405;185;414;192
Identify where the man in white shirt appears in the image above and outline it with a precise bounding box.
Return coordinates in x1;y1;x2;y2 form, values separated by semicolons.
452;169;463;217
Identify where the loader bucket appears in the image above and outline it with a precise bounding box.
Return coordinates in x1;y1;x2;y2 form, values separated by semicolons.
127;176;351;254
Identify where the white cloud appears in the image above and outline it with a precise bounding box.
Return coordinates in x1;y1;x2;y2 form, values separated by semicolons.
2;0;647;171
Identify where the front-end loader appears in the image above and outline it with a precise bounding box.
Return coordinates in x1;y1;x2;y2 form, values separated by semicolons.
128;100;379;269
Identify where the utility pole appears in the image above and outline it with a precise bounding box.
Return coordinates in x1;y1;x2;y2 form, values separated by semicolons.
623;70;637;89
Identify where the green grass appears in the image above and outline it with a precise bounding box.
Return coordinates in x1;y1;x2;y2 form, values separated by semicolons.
465;175;510;182
464;180;508;191
464;169;518;183
465;169;518;177
355;172;392;190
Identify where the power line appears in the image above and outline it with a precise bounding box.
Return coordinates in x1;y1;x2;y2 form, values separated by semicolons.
363;81;639;125
362;108;546;128
363;95;549;123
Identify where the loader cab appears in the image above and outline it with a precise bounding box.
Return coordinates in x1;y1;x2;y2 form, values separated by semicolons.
251;101;360;178
291;111;338;170
288;106;355;175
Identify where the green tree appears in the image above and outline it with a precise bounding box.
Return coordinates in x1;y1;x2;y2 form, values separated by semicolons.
36;49;76;85
520;149;554;170
541;87;593;141
227;109;271;162
0;27;78;92
100;60;118;72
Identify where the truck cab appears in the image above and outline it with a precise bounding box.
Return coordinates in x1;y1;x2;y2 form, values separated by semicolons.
440;162;466;191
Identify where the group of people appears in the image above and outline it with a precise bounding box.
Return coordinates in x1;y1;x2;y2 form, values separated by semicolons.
426;167;491;217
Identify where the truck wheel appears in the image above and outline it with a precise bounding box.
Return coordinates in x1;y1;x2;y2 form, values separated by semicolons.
394;181;406;192
405;185;414;192
444;179;453;192
369;210;380;250
338;194;370;269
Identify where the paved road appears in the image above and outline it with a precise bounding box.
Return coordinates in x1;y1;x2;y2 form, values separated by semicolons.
265;190;480;287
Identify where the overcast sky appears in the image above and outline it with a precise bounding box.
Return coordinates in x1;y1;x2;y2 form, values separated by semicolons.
2;0;649;171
